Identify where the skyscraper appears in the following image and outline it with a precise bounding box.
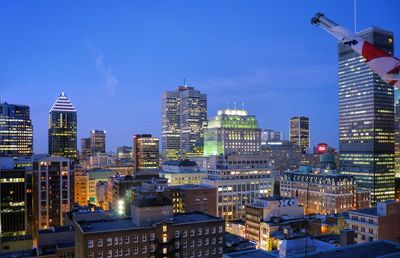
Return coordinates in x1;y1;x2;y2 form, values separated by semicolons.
48;92;78;161
133;134;160;172
339;27;395;204
161;85;207;160
204;109;261;157
0;102;33;157
289;116;310;153
90;130;106;154
80;137;91;160
33;157;71;231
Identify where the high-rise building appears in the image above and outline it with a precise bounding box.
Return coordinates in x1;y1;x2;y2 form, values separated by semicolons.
73;166;88;207
289;116;310;152
80;138;91;160
0;167;27;238
0;102;33;157
90;130;106;154
133;134;160;172
261;129;282;143
204;109;261;157
48;92;78;161
33;157;71;231
162;85;207;160
395;88;400;201
339;27;395;204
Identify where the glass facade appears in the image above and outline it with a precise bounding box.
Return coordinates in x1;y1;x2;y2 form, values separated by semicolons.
0;169;26;237
289;116;309;153
90;130;106;154
204;109;261;157
161;86;207;160
339;27;395;204
0;103;33;157
48;92;78;161
133;134;160;172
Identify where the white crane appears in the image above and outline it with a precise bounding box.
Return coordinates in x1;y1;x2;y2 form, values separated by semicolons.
311;13;400;87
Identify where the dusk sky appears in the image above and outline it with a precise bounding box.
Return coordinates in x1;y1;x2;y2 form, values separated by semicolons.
1;1;399;153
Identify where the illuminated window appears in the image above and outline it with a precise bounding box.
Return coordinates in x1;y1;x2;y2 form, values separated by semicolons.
163;225;167;232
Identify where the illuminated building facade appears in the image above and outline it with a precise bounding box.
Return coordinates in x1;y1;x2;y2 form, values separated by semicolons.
261;129;282;144
73;166;89;207
133;134;160;172
80;138;91;160
0;168;27;237
280;166;371;214
90;130;106;154
117;146;133;164
33;157;71;231
162;85;207;160
0;102;33;157
289;116;309;153
261;140;303;173
159;160;206;185
339;27;395;204
395;88;400;201
48;92;78;161
204;109;261;157
202;154;274;220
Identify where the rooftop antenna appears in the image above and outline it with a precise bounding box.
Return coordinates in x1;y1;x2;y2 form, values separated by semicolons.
183;78;187;86
354;0;357;32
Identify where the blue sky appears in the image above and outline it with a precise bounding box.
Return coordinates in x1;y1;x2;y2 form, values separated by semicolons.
1;1;399;153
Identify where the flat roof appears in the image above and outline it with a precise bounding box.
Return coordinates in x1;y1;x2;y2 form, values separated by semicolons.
78;212;222;233
306;240;400;258
167;184;215;190
224;249;275;258
350;207;377;216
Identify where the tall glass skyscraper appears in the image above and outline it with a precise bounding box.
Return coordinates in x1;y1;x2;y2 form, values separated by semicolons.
0;102;33;157
204;109;261;157
289;116;310;153
48;92;78;161
90;130;106;154
339;27;395;204
161;85;207;160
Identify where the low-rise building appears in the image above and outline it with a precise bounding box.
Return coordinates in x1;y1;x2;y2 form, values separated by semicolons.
74;196;225;258
346;200;400;243
280;166;370;214
245;196;304;249
160;160;207;185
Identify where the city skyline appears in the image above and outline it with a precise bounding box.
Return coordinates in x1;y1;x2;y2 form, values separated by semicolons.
1;1;399;153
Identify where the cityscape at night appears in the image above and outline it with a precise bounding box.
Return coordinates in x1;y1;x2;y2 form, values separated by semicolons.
1;1;400;258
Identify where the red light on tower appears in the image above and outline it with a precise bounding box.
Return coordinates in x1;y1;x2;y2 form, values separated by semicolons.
316;143;328;154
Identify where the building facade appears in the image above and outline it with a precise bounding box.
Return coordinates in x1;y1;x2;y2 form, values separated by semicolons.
33;157;71;230
74;166;89;207
90;130;106;154
346;201;400;244
0;102;33;157
48;92;78;161
133;134;160;172
80;138;91;161
339;27;395;204
202;154;274;220
261;129;282;144
162;85;207;160
160;160;207;185
281;167;370;214
0;168;27;237
204;109;261;157
289;116;310;153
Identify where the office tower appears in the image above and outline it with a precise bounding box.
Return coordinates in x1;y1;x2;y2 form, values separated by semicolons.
48;92;78;161
117;146;133;160
204;109;261;157
395;88;400;201
162;85;207;160
261;140;303;172
133;134;160;172
261;129;282;143
0;167;26;237
0;102;33;157
289;116;310;152
33;157;71;230
80;138;91;160
90;130;106;154
202;154;274;220
339;27;395;204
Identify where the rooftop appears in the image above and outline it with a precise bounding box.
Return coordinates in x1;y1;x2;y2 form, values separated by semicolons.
162;159;198;167
305;240;400;258
350;207;378;216
223;249;275;258
77;212;222;233
49;92;76;113
167;184;215;191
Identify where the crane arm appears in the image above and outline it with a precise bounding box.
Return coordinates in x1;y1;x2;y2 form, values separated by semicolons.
311;12;400;87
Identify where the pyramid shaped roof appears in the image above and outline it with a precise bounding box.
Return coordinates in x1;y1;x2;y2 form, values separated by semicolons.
49;92;76;113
